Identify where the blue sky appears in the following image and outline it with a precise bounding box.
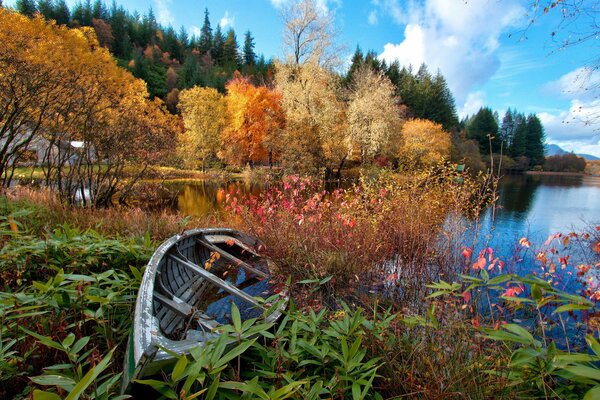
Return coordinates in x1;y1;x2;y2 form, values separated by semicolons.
7;0;600;156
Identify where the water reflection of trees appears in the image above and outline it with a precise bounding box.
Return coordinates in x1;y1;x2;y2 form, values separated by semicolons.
497;175;543;217
177;180;266;217
496;174;585;219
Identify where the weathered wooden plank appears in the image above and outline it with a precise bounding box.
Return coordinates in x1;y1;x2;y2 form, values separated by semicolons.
196;238;269;279
169;253;262;308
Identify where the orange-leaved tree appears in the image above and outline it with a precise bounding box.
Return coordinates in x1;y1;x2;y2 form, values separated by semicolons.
221;75;284;167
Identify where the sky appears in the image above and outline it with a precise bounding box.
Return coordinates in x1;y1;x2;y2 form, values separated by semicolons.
7;0;600;156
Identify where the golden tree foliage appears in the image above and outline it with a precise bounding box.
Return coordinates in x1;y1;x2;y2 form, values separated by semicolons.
274;61;347;174
399;119;451;168
178;87;228;170
347;66;403;163
221;75;284;167
0;9;178;205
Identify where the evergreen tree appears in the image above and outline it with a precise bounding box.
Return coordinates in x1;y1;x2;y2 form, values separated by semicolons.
37;0;54;20
198;8;212;54
385;61;401;90
180;55;200;87
344;46;364;85
53;0;69;24
162;26;182;61
178;25;188;48
82;0;92;25
364;50;383;72
140;8;157;46
212;24;224;64
53;0;71;25
525;114;546;166
509;113;527;158
92;0;106;20
426;71;459;131
71;2;84;24
467;107;500;154
499;109;515;150
16;0;37;16
222;28;240;68
243;30;256;65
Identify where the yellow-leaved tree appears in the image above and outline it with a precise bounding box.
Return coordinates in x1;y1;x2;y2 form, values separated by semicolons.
0;9;178;205
399;119;451;169
274;61;347;176
220;75;284;167
178;87;228;171
347;66;403;163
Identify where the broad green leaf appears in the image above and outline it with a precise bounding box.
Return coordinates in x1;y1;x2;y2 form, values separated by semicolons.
31;375;76;392
554;303;592;314
33;390;62;400
584;385;600;400
134;379;178;399
171;355;188;382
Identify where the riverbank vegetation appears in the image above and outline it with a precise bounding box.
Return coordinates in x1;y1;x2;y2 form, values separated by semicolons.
2;182;600;399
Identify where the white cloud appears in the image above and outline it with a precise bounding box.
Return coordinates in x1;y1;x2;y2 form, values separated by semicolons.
458;91;486;119
270;0;287;8
190;25;201;39
537;68;600;156
377;0;525;104
545;67;600;102
368;10;378;25
154;0;174;26
270;0;340;15
219;11;235;29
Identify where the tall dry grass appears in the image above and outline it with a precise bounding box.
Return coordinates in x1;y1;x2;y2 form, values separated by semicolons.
1;186;220;240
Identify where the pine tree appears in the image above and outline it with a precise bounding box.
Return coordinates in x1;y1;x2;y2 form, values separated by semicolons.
364;50;382;72
212;24;224;64
510;113;527;158
53;0;69;23
140;8;157;46
467;107;500;154
525;114;546;166
499;109;515;150
222;28;240;68
178;25;188;48
243;30;256;65
199;8;212;54
344;46;364;86
81;0;92;25
16;0;37;16
426;72;459;131
37;0;54;20
92;0;106;20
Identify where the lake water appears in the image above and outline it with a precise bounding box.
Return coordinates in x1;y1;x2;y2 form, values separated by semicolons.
477;174;600;248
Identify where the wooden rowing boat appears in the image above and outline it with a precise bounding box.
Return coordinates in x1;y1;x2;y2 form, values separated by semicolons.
121;228;287;393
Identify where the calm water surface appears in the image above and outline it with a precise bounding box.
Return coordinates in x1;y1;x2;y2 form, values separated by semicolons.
477;174;600;250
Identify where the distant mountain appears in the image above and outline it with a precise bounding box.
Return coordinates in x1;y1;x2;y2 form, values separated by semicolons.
545;144;600;161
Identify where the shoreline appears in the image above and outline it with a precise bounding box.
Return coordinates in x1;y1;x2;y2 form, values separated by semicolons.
524;170;588;177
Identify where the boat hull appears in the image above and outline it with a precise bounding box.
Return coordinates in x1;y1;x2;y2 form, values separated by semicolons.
121;228;286;393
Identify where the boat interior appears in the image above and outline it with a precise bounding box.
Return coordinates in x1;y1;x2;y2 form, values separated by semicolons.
152;232;276;340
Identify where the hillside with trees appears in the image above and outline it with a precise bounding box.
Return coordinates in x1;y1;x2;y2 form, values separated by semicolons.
6;0;549;176
13;0;272;104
